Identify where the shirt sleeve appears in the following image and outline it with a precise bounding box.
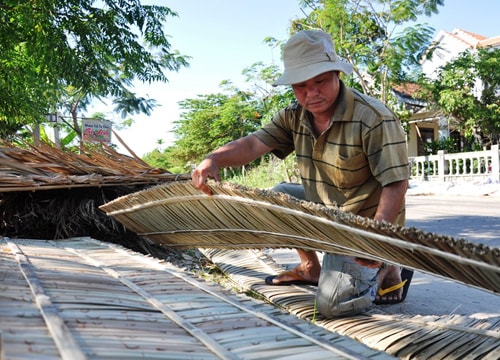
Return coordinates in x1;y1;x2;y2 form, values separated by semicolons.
363;115;410;187
252;107;297;159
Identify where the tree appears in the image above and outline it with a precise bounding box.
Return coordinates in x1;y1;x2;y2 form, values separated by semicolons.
241;61;296;120
292;0;443;106
167;87;264;172
0;0;189;140
420;48;500;148
144;62;296;174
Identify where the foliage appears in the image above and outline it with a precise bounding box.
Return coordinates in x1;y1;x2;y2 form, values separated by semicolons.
166;90;264;171
146;1;447;182
241;61;296;118
423;137;459;155
419;48;500;148
227;152;301;188
0;0;189;140
142;147;183;173
145;63;296;175
293;0;442;106
228;154;300;188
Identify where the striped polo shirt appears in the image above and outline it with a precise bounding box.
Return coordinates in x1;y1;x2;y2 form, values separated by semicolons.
252;81;409;225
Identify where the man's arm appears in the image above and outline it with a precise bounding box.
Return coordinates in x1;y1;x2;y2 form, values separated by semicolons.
191;134;273;195
355;179;408;269
373;179;408;223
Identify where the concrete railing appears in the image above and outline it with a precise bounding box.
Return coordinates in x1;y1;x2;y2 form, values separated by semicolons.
409;144;500;183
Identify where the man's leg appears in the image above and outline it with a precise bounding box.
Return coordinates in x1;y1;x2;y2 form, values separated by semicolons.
316;254;378;317
272;182;306;199
268;183;408;313
265;183;321;285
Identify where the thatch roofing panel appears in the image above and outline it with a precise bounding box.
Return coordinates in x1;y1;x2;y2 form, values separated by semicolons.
100;181;500;295
202;248;500;359
1;237;390;359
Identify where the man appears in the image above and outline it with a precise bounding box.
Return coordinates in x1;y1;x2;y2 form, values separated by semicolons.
192;30;412;316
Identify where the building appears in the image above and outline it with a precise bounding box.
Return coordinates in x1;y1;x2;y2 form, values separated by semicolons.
406;29;500;156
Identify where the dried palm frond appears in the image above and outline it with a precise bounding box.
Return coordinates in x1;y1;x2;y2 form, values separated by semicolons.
0;140;190;192
100;181;500;295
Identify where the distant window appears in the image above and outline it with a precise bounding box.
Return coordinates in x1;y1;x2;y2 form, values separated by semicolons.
418;127;434;155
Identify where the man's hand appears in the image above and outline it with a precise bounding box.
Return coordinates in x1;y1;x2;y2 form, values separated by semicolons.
191;135;272;195
191;157;220;195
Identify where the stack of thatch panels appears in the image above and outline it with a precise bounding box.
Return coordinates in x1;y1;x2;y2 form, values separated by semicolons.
0;141;190;192
0;141;189;250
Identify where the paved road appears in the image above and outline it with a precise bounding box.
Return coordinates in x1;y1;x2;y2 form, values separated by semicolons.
406;194;500;247
401;194;499;318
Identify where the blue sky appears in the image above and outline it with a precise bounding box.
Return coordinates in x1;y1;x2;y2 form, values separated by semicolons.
90;0;500;156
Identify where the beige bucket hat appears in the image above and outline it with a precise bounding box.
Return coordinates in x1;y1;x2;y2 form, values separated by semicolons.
273;30;353;86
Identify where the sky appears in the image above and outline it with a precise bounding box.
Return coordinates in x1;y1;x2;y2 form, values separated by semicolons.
88;0;500;157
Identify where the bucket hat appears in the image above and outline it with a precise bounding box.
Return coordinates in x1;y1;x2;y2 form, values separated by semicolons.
273;30;353;86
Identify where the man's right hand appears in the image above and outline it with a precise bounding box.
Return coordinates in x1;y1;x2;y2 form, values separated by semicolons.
191;135;272;195
191;157;220;195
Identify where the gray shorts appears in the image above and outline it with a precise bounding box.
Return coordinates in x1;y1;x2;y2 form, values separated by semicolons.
272;183;377;317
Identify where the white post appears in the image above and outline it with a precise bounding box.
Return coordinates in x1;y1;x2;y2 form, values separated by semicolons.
491;144;500;183
437;150;446;182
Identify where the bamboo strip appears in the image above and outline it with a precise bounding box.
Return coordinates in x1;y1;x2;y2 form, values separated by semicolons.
7;241;87;360
6;238;386;359
68;247;240;360
81;240;377;360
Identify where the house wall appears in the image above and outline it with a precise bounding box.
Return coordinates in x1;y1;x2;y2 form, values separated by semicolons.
408;29;500;157
407;121;439;157
421;29;474;79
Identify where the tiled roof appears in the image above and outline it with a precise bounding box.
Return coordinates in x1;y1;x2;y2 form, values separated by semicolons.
456;28;487;41
446;32;475;48
448;28;500;49
479;35;500;48
392;82;422;97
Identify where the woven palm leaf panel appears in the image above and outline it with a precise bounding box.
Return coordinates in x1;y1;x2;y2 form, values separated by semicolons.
100;181;500;295
201;248;500;360
2;238;389;359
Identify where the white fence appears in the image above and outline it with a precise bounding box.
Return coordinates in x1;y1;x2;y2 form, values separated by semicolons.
409;144;500;183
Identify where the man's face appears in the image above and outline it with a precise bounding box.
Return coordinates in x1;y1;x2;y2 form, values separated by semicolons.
291;71;340;116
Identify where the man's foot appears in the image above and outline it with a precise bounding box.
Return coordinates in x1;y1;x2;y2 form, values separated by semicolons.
374;266;414;305
265;270;318;286
265;265;320;286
